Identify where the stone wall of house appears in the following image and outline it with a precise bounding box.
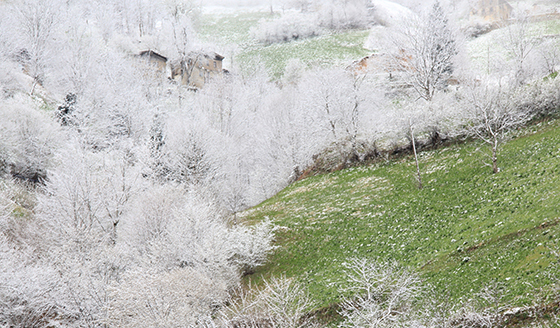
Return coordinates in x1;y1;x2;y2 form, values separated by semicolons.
471;0;513;23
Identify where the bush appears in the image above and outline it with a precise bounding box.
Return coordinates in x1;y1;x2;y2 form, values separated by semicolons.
105;267;227;327
0;98;61;183
221;276;316;328
250;12;322;44
317;0;371;30
339;258;423;328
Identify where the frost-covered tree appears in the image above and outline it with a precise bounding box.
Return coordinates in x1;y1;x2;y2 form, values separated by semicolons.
109;0;161;38
504;15;541;85
316;0;371;30
0;133;277;326
147;109;222;187
386;1;458;101
0;234;73;327
105;267;227;327
53;21;101;98
537;38;560;76
250;12;322;44
68;52;156;150
300;68;357;143
289;0;313;12
0;98;61;183
407;114;424;190
12;0;61;95
460;82;533;173
222;276;316;328
339;258;423;328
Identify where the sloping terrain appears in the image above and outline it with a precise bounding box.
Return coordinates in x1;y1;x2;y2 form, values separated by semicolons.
242;119;560;322
197;10;372;78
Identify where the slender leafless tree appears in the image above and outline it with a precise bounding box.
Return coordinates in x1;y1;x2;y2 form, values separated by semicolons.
461;82;532;173
386;1;458;101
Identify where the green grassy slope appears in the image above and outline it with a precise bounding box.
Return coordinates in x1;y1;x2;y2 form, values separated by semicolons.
242;119;560;313
468;18;560;74
236;30;370;79
197;11;371;78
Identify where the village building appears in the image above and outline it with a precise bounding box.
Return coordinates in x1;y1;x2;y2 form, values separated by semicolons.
470;0;513;23
139;49;169;75
138;50;225;90
170;52;225;90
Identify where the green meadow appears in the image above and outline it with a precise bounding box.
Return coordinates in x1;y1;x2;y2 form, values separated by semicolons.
242;119;560;320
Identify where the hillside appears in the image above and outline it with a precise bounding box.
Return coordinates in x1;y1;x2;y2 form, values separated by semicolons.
242;118;560;324
3;0;560;326
197;9;371;78
197;4;560;80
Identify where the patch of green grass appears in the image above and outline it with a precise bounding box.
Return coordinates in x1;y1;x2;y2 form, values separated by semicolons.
236;30;370;78
198;11;273;45
197;11;370;78
545;71;558;81
242;119;560;312
467;18;560;75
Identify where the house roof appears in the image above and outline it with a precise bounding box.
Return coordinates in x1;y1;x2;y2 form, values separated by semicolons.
139;50;168;62
185;51;224;61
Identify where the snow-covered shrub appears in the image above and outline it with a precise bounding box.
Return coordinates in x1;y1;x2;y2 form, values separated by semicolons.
0;98;61;183
221;276;316;328
339;258;423;328
515;77;560;119
228;219;277;275
389;93;464;148
251;0;371;44
464;22;493;38
317;0;371;30
250;12;322;44
282;58;307;85
0;239;75;328
105;267;227;328
0;62;23;99
318;0;373;30
122;186;235;274
120;184;276;279
536;38;560;76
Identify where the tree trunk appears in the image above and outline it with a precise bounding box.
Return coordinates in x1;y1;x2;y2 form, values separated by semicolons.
430;129;441;148
30;78;38;96
492;142;498;173
410;125;422;189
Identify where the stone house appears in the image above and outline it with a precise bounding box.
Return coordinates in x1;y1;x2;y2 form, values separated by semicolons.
471;0;513;23
139;50;169;74
171;52;225;89
138;50;225;89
